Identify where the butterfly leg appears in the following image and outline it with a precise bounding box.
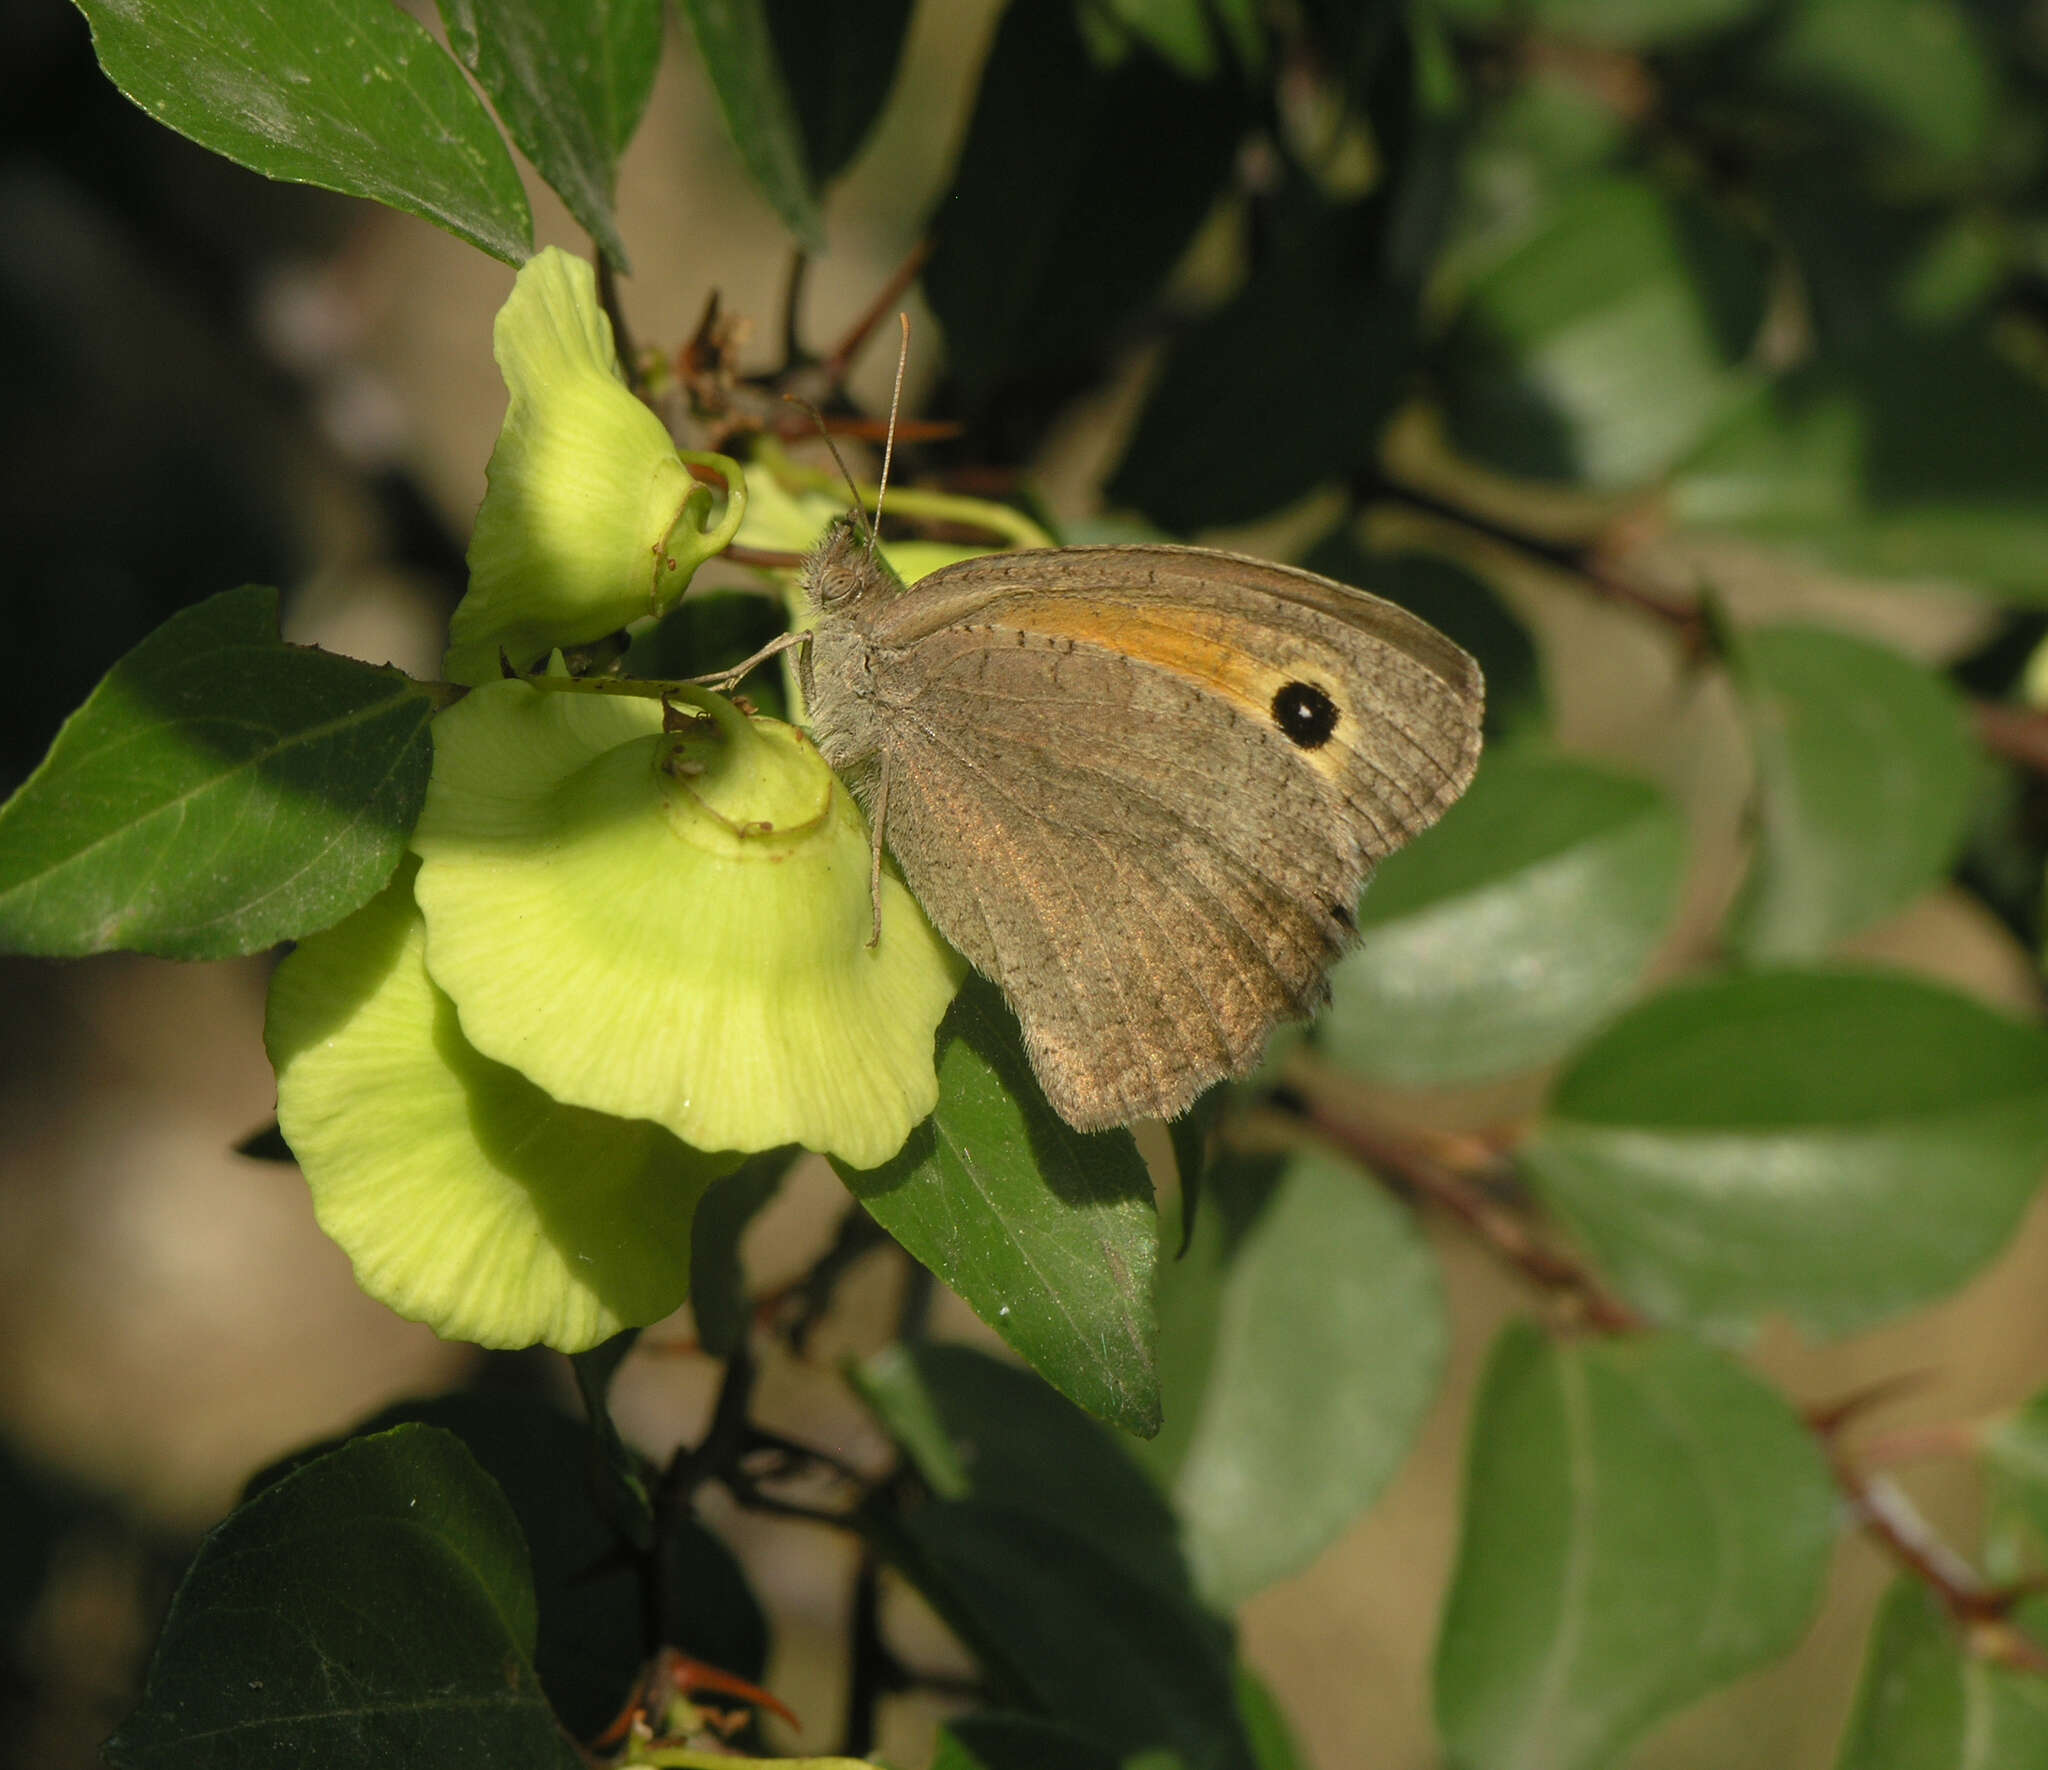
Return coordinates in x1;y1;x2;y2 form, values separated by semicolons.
866;757;891;950
683;628;810;694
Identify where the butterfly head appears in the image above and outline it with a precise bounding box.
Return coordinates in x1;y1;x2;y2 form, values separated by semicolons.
801;512;906;617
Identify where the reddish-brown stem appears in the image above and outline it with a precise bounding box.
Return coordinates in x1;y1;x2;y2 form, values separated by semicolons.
1975;702;2048;777
820;238;934;389
1292;1090;1644;1332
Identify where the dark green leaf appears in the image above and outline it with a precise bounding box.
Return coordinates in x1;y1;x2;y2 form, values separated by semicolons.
104;1424;577;1770
1110;21;1451;528
688;1148;797;1357
860;1343;1194;1604
764;0;913;186
1302;532;1545;739
1523;969;2048;1336
1438;177;1768;489
1431;0;1765;44
73;0;531;264
835;977;1161;1436
1727;624;1978;961
0;587;434;959
889;1503;1251;1770
935;1714;1123;1770
1668;339;2048;603
1434;1327;1835;1770
1836;1583;2048;1769
1321;754;1686;1086
1436;72;1630;305
1161;1153;1446;1608
437;0;665;268
1236;1667;1305;1770
1761;0;1997;173
678;0;824;250
569;1333;653;1542
925;0;1248;407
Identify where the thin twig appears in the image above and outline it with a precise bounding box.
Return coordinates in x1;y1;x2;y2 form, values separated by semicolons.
820;239;933;390
1975;702;2048;777
1289;1089;1643;1331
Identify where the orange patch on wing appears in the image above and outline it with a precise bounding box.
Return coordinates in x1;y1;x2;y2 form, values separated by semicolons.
1003;603;1281;709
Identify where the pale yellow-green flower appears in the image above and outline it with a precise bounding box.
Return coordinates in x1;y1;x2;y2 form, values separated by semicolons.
445;247;746;686
265;858;729;1353
410;677;963;1169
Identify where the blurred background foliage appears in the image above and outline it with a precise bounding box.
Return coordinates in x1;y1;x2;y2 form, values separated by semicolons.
9;0;2048;1766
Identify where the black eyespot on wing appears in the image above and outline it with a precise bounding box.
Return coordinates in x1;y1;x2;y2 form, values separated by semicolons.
1272;681;1339;750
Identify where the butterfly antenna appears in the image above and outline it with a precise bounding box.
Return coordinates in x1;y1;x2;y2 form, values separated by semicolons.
784;393;878;549
870;312;911;562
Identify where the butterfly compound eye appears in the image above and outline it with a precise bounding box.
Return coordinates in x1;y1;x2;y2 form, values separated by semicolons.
1271;681;1339;750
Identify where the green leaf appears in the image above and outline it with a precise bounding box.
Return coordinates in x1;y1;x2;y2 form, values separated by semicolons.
1438;177;1768;489
1434;1327;1835;1770
678;0;825;250
688;1149;797;1358
1836;1583;2048;1770
1727;625;1978;961
935;1714;1123;1770
1320;754;1686;1086
835;978;1161;1437
73;0;531;264
888;1503;1251;1770
437;0;665;268
925;0;1249;405
1429;0;1764;43
1522;969;2048;1337
1163;1153;1447;1608
104;1424;577;1770
0;587;434;960
858;1343;1193;1603
250;1395;766;1739
1762;0;1997;173
1975;1393;2048;1599
1236;1667;1306;1770
764;0;913;187
1668;339;2048;603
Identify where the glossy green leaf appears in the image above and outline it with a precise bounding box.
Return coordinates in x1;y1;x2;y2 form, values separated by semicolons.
1669;341;2048;603
835;978;1160;1436
73;0;531;264
890;1503;1250;1770
678;0;824;250
1763;0;1996;172
1439;177;1767;489
1163;1153;1446;1608
859;1343;1193;1603
1434;1327;1835;1770
246;1395;765;1738
1836;1583;2048;1770
1727;625;1977;961
688;1148;797;1358
104;1425;576;1770
437;0;665;268
1321;754;1685;1086
925;0;1248;405
0;587;434;960
764;0;912;187
1523;970;2048;1337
